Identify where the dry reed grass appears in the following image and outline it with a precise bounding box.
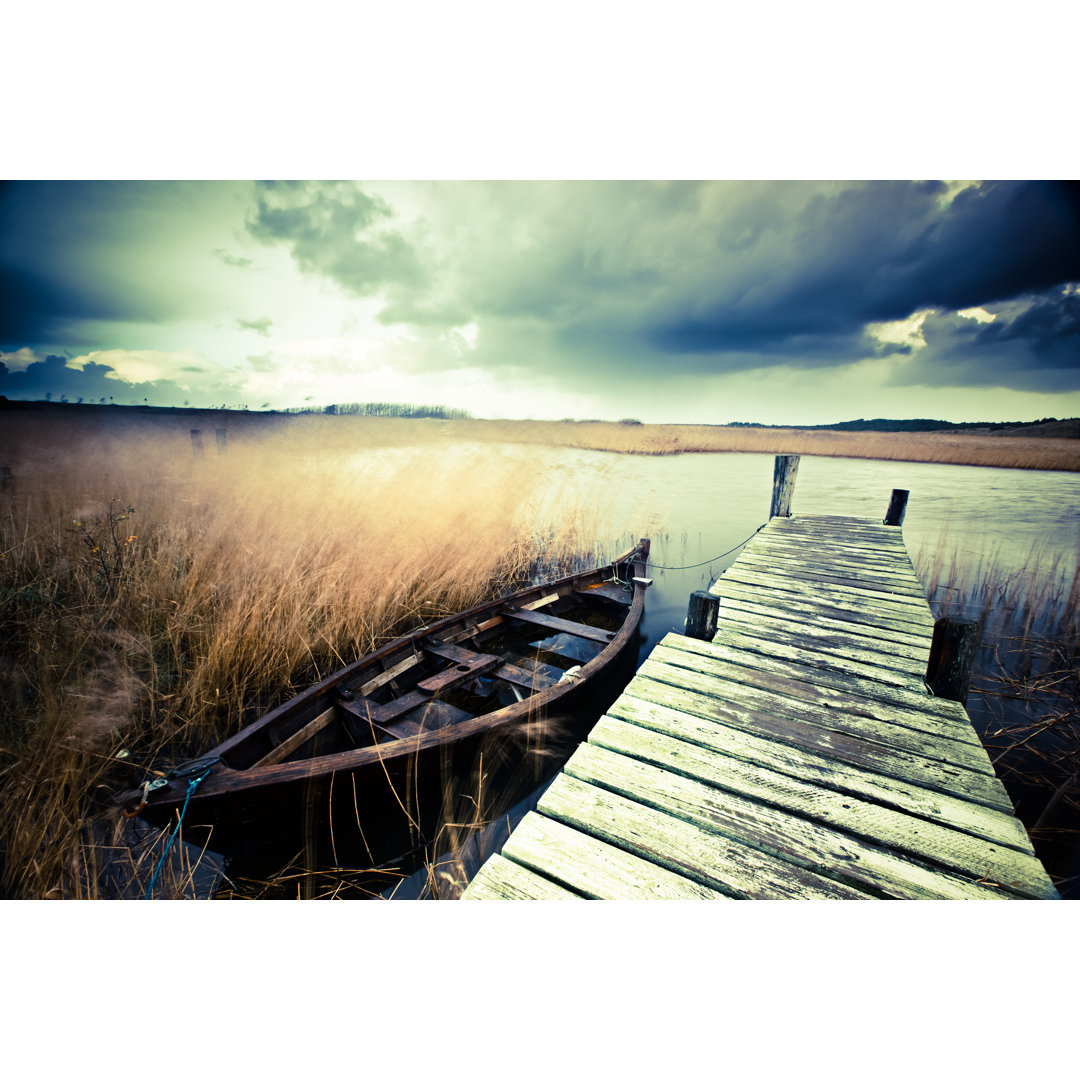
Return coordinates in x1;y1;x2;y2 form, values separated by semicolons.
0;412;614;899
915;528;1080;893
439;418;1080;471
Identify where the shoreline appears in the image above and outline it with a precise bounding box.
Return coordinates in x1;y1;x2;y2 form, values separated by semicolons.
3;401;1079;473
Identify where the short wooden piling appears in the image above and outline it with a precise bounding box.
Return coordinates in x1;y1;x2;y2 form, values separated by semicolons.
215;428;228;455
884;489;909;526
190;429;205;458
685;591;720;640
770;454;800;518
0;466;13;494
925;617;980;705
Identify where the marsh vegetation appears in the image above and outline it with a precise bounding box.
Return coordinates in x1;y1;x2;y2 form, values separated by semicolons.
2;407;1078;898
0;412;624;898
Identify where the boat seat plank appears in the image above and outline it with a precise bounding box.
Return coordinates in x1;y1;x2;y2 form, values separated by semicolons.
575;582;632;604
339;690;430;737
424;640;491;665
502;606;615;644
493;660;562;692
391;701;473;738
416;649;502;692
356;652;422;697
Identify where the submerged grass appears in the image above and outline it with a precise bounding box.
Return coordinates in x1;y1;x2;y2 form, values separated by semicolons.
0;414;624;899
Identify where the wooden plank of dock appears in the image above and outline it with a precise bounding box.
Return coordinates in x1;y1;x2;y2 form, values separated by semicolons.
463;514;1060;900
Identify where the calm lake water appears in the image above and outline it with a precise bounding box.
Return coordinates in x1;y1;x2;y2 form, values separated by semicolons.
524;448;1080;657
386;448;1080;898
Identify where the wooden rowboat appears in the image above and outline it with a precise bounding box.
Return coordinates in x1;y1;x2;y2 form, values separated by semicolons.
118;538;651;863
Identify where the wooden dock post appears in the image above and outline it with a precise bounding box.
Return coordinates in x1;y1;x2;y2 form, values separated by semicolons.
884;489;909;526
925;617;980;704
685;591;720;640
770;454;800;518
215;428;228;455
190;429;205;458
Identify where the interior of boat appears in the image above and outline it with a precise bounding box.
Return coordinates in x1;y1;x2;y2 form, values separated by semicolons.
221;577;637;770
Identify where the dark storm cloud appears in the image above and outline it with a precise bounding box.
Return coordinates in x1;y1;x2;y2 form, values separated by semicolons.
973;288;1079;363
890;286;1080;392
0;354;190;404
645;181;1080;360
244;180;1078;393
0;183;151;346
0;261;101;346
1;181;253;352
236;316;273;336
246;181;427;296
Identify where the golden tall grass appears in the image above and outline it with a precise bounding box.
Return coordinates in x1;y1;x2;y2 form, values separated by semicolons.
0;413;616;898
447;418;1080;471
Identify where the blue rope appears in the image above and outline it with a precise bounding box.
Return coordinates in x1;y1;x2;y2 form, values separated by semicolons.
143;766;212;900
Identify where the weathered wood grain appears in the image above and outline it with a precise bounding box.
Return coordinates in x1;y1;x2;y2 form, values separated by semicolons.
502;606;614;644
500;811;730;900
538;772;871;899
461;854;584;900
605;691;1033;850
710;584;933;649
709;623;928;686
643;646;988;767
622;674;1012;809
734;552;929;597
718;566;935;621
711;605;929;673
660;635;976;730
566;738;1014;900
585;718;1058;898
656;635;978;733
746;533;916;567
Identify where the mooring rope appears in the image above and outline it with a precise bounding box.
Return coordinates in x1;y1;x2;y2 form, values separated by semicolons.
143;764;214;900
645;523;768;572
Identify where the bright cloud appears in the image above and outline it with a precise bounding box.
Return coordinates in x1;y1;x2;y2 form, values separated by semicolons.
68;349;209;384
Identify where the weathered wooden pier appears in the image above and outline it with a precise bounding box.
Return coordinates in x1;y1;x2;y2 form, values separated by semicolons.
462;457;1060;900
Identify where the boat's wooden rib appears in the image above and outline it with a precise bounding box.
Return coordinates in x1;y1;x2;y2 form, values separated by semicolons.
252;706;337;769
357;653;422;697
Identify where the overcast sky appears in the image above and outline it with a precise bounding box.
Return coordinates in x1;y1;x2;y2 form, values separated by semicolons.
2;179;1078;424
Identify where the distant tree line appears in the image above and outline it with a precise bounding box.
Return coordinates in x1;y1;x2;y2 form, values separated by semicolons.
286;402;473;420
725;417;1065;433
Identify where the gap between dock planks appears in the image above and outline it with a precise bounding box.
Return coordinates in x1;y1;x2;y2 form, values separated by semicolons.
463;514;1060;900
